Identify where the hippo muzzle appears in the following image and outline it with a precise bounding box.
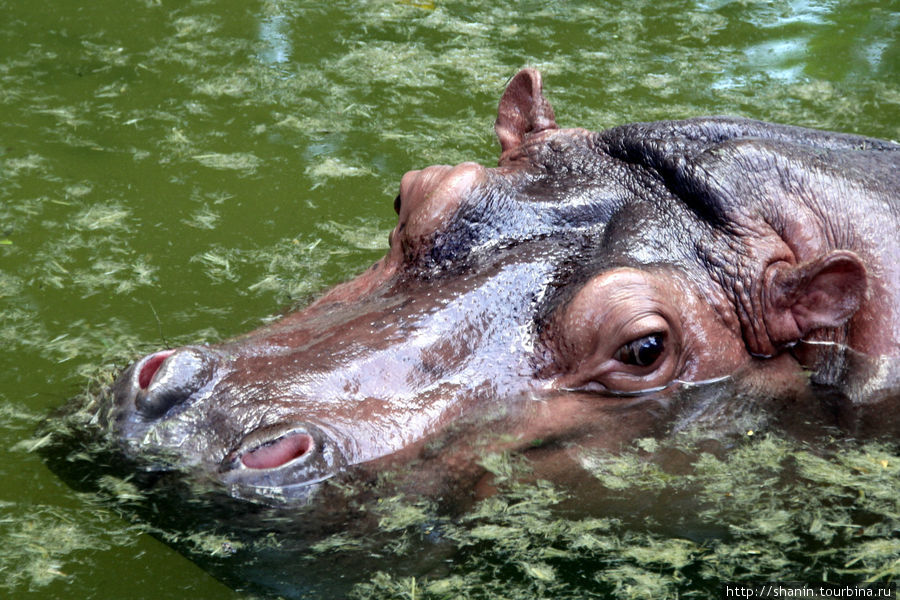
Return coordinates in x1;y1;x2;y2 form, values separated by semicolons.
110;346;354;499
104;244;561;501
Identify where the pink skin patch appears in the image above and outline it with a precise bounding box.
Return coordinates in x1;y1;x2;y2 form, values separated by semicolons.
138;350;175;389
241;433;314;470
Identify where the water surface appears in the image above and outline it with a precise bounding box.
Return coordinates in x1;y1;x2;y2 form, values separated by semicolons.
1;0;898;598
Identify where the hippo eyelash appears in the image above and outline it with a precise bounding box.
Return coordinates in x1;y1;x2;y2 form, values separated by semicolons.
558;381;672;397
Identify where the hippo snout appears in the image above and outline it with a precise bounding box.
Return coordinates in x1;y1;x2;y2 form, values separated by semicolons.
107;345;350;498
114;346;218;420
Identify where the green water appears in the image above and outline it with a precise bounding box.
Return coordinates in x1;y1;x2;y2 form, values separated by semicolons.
1;0;897;598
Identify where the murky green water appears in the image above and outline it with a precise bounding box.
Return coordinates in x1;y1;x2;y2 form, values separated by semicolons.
1;0;898;598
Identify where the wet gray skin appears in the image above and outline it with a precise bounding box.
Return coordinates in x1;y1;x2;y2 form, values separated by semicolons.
106;69;900;504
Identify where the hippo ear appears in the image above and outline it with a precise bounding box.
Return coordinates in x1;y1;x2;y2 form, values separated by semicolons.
495;68;558;157
763;250;868;348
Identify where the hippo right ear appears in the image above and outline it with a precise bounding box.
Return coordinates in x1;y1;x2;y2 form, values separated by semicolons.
762;250;868;350
495;69;558;158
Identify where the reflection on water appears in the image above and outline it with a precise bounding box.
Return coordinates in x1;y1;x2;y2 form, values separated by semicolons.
742;38;806;83
698;0;898;91
257;11;292;66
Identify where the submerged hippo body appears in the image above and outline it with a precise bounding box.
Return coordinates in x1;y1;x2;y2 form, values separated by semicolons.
94;69;899;508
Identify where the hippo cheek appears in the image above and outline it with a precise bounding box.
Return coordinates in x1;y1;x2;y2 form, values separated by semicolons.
218;422;348;499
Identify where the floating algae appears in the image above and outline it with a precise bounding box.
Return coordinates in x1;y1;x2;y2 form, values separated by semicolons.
343;433;900;600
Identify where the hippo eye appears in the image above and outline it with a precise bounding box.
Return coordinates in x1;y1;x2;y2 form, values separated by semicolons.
393;194;402;215
614;333;665;367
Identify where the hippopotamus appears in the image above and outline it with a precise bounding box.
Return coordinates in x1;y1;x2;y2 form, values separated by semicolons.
93;69;899;508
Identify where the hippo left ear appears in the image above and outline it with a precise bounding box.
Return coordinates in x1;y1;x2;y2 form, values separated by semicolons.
495;68;558;158
763;250;868;349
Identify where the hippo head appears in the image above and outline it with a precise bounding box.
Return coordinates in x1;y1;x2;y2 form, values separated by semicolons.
99;69;900;504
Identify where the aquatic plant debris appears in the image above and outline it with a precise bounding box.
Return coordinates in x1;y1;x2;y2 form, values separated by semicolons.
344;433;900;599
193;152;262;172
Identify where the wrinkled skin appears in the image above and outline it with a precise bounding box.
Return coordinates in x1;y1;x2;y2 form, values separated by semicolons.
102;69;900;505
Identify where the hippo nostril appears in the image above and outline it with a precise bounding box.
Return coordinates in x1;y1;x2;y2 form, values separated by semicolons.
132;347;217;418
220;423;344;494
241;432;314;470
138;350;175;389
